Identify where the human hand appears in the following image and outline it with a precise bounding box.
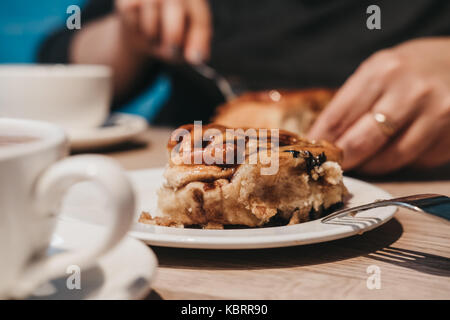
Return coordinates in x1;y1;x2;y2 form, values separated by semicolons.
308;38;450;174
115;0;212;63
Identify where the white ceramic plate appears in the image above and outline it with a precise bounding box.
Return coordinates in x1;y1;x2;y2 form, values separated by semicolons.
27;219;158;300
68;113;148;151
60;168;397;249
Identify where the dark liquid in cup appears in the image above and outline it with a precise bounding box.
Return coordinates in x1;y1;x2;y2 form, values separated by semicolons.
0;136;38;147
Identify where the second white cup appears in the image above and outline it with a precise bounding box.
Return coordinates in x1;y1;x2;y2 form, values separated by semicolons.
0;64;112;131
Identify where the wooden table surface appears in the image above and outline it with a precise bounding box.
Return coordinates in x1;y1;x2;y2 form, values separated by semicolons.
91;128;450;300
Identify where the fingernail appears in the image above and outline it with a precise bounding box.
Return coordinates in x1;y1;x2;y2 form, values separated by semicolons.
187;50;205;65
306;129;317;140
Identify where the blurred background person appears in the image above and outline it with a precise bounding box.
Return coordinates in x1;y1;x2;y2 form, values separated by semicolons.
2;0;449;173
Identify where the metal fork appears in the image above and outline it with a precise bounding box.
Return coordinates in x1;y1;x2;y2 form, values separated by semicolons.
321;194;450;223
192;62;237;101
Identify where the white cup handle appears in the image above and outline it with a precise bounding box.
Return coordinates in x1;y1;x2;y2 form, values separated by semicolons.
11;155;135;298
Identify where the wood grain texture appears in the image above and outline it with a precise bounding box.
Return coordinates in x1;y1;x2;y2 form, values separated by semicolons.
94;128;450;300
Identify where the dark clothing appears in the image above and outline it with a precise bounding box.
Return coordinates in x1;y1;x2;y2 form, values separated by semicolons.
38;0;450;126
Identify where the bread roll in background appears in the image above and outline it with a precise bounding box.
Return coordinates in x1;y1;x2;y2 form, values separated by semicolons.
212;88;336;136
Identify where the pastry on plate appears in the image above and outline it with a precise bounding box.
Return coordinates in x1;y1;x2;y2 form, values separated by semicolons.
139;124;347;229
212;88;335;135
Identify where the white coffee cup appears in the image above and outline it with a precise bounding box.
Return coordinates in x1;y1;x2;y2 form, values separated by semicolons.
0;64;112;131
0;118;135;299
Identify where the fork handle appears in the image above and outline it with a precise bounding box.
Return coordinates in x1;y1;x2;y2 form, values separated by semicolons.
322;194;450;223
391;194;450;221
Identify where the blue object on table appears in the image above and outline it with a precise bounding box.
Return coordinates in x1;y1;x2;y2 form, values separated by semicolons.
117;73;172;123
416;195;450;221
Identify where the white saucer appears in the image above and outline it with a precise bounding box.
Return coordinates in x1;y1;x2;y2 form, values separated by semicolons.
68;113;148;151
60;168;397;250
27;219;158;300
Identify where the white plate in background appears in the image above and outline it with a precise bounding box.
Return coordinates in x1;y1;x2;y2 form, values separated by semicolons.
68;113;148;151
